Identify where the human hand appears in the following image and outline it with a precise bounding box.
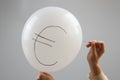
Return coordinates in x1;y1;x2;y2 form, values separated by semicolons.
37;72;54;80
86;40;105;77
86;40;105;65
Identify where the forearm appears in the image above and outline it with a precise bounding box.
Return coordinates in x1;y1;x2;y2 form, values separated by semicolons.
89;64;108;80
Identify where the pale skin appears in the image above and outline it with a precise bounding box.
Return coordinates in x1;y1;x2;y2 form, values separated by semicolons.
37;40;105;80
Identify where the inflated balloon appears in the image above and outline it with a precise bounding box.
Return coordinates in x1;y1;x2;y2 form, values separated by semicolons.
22;7;82;72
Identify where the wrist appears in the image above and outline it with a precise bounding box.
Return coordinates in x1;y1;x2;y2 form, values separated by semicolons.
89;64;102;78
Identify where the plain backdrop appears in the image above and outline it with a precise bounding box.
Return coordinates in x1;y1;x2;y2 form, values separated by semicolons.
0;0;120;80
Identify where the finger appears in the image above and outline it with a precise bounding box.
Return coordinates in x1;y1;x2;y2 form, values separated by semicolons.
39;75;46;80
37;73;49;80
41;72;52;77
37;73;44;80
40;72;55;80
86;40;92;48
86;42;91;48
95;42;99;48
37;72;41;80
91;41;97;52
100;41;105;53
96;41;104;49
37;72;48;80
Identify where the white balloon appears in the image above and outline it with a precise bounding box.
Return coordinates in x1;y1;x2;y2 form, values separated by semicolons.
22;7;82;72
